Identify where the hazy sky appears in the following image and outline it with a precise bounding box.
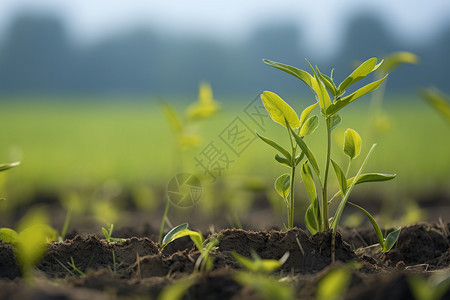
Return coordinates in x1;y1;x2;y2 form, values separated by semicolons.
1;0;449;57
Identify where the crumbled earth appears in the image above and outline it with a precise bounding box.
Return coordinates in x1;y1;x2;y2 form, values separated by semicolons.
0;222;449;299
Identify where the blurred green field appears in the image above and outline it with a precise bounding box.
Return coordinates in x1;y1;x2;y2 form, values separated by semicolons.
0;95;448;222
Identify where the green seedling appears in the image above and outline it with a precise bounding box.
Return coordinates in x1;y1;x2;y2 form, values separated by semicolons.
55;256;93;277
101;223;126;274
257;91;317;229
420;88;450;123
161;222;219;272
0;208;57;282
159;82;220;245
57;208;72;242
232;250;289;274
261;58;399;259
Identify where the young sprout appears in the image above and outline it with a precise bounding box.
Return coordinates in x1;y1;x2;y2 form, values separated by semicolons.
261;57;400;258
161;223;219;272
0;208;57;282
101;223;126;274
232;250;289;274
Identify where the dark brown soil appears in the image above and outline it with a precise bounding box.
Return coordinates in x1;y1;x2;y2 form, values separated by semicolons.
0;222;449;299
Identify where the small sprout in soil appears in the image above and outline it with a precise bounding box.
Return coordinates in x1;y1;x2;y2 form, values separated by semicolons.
56;256;92;277
0;208;56;282
316;266;351;300
261;57;400;260
101;223;125;274
232;250;289;274
162;223;219;272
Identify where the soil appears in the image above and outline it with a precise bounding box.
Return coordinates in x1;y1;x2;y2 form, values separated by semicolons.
0;221;449;300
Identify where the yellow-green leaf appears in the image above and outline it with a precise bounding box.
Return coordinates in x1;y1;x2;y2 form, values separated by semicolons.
299;102;318;126
275;174;290;201
344;128;361;159
263;59;314;90
338;57;380;93
300;116;319;136
261;91;300;129
0;228;19;244
327;75;387;115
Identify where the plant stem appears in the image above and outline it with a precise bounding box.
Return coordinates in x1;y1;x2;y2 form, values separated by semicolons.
321;117;332;230
288;164;296;229
158;200;170;245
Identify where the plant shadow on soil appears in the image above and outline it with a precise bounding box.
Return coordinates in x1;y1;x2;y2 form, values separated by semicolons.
0;221;449;299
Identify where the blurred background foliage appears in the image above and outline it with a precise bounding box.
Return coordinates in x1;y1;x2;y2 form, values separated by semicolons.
0;2;448;231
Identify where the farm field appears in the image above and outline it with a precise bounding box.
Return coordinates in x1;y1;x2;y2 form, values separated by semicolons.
0;96;448;222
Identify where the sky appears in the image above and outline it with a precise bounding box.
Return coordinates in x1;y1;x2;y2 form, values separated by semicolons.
0;0;449;58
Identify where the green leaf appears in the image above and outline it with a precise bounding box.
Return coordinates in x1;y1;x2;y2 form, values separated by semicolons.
0;228;19;244
344;128;362;160
163;228;203;251
275;174;290;202
348;201;384;248
300;162;317;205
0;162;20;172
305;202;320;235
338;57;380;93
232;251;289;274
263;59;314;90
316;66;337;97
299;102;318;126
233;272;294;300
310;70;332;115
300;116;319;136
329;114;342;131
331;159;347;195
261;91;300;129
256;132;292;161
162;223;189;246
382;228;401;253
348;173;396;185
329;173;396;201
288;124;320;178
274;154;291;167
327;75;387;115
294;152;305;166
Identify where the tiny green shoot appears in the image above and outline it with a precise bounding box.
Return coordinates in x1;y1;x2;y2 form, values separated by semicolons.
101;223;126;274
232;250;289;274
161;223;219;272
233;272;294;300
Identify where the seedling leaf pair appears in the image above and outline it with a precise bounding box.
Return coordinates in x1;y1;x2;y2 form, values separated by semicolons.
232;250;289;274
